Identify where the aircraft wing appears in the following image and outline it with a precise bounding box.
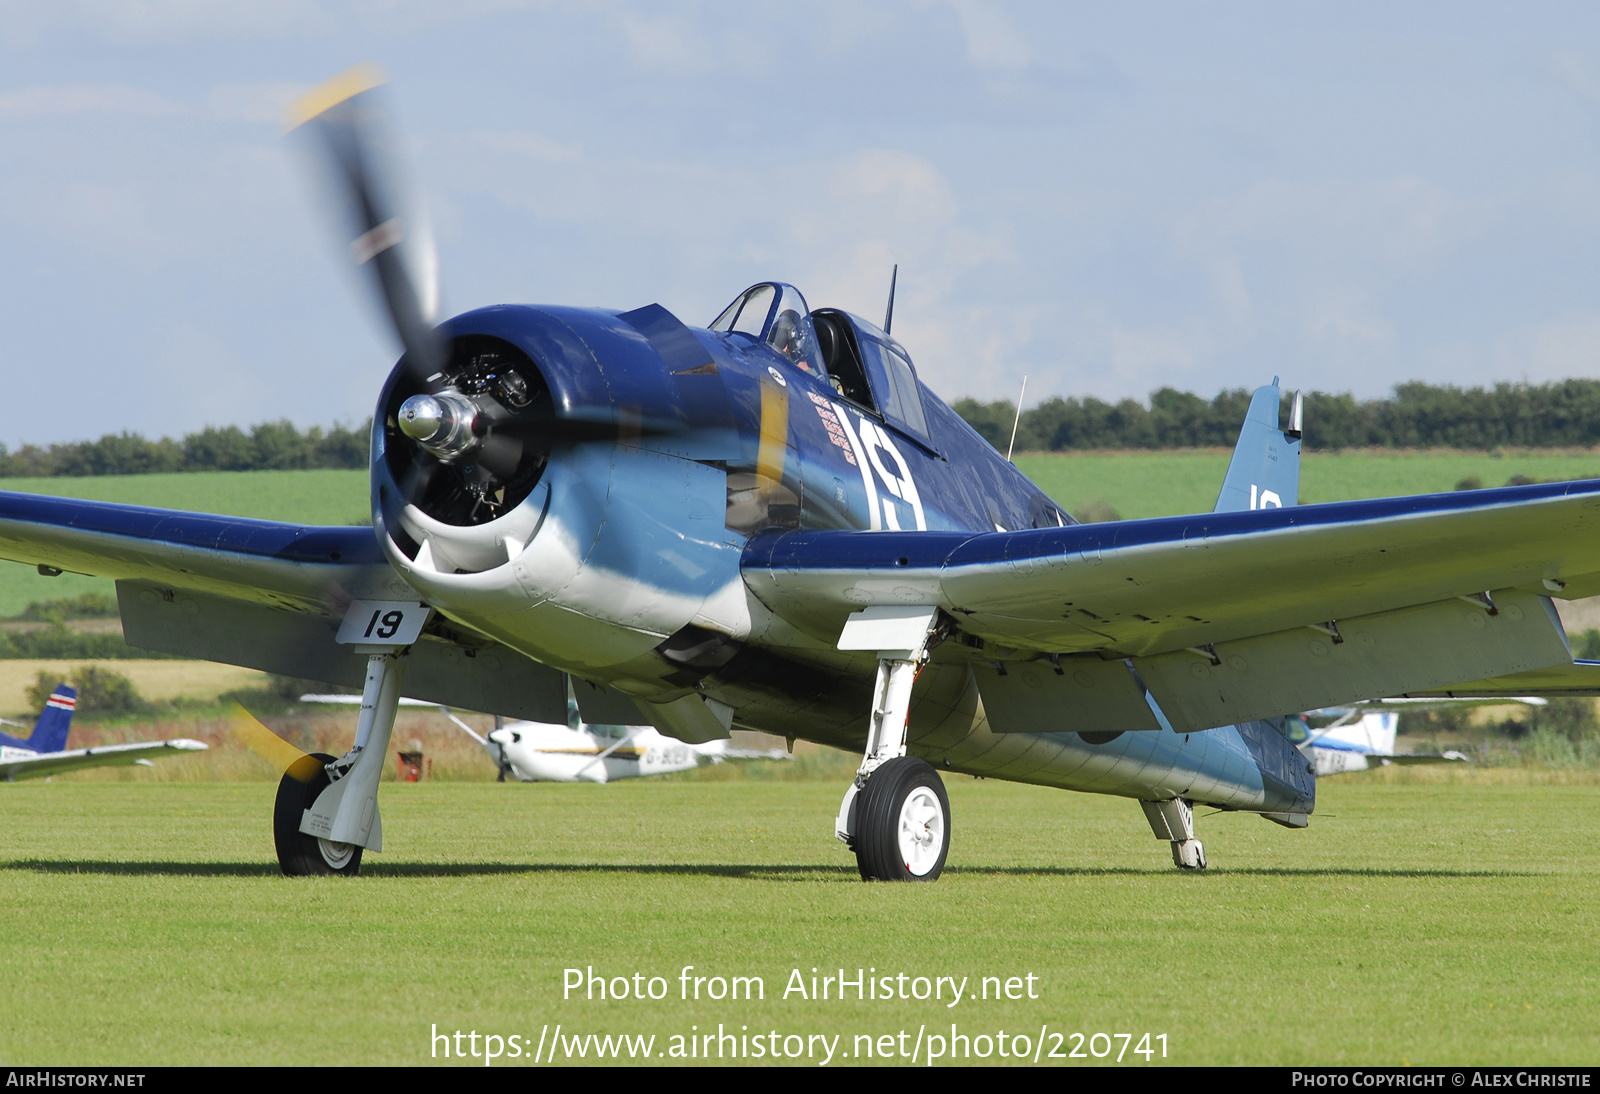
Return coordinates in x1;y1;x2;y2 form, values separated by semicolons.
1377;751;1471;765
0;738;207;781
0;490;405;610
744;479;1600;731
0;492;570;722
1398;660;1600;698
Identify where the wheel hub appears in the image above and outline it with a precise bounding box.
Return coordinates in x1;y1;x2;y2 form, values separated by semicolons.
318;838;356;870
897;787;945;877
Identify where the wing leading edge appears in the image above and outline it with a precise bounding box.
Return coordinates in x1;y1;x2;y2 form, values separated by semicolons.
743;478;1600;657
0;492;570;722
744;479;1600;735
0;490;408;610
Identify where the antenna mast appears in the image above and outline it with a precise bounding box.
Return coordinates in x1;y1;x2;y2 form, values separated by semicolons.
883;264;898;334
1006;375;1028;462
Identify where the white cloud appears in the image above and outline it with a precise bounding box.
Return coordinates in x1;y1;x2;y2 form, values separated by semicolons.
946;0;1034;71
608;12;715;74
0;83;187;118
1492;312;1600;385
203;82;306;124
0;0;333;45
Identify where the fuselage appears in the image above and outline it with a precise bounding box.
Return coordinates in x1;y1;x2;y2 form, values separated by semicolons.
485;720;700;783
368;289;1308;816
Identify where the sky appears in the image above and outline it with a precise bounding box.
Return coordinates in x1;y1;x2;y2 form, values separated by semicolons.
4;2;1600;445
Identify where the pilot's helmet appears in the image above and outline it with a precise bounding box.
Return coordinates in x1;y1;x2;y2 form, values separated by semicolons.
769;309;811;368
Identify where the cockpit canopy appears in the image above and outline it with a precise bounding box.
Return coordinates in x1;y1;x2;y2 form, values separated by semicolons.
709;282;826;376
710;280;932;444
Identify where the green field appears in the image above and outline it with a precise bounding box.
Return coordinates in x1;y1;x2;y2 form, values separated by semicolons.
0;775;1595;1066
1014;448;1600;522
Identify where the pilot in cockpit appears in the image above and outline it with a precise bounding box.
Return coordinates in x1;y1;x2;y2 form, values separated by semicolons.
768;309;813;372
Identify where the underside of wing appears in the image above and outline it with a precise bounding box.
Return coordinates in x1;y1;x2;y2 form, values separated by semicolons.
1399;659;1600;698
0;739;207;781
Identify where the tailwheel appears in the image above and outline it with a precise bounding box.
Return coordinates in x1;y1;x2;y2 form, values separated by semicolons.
273;752;364;877
854;757;950;881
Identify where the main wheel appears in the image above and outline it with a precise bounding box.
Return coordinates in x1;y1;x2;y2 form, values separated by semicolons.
854;756;950;881
273;752;363;877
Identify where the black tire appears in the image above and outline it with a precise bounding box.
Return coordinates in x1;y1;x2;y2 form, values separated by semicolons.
273;752;363;877
854;757;950;882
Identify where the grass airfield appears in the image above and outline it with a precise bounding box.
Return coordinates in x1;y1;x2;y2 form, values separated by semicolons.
1;773;1596;1066
2;457;1600;1066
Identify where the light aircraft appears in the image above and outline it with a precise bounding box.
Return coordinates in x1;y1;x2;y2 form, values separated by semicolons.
2;66;1599;879
0;684;206;781
1294;708;1469;776
1292;696;1545;775
300;692;787;782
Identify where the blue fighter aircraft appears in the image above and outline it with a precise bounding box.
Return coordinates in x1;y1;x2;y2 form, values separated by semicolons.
0;68;1596;879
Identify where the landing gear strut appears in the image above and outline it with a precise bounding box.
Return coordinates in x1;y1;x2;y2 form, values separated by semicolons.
1141;798;1207;870
275;650;407;877
833;607;949;882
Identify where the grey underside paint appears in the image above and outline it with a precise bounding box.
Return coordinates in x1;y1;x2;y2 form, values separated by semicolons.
973;590;1570;736
116;580;567;723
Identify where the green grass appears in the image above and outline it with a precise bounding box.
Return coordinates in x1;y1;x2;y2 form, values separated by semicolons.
1;777;1595;1066
1014;448;1600;522
0;470;367;617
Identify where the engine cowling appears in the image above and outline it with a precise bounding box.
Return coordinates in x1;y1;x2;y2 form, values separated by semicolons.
370;305;752;680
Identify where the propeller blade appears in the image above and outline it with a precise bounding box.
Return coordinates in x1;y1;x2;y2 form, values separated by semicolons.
476;431;525;478
397;447;442;507
286;65;445;379
227;703;322;782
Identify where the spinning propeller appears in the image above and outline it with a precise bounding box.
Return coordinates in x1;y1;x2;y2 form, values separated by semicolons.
287;67;556;523
286;65;443;382
228;703;321;782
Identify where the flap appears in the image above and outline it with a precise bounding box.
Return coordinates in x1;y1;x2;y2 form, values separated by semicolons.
118;581;567;722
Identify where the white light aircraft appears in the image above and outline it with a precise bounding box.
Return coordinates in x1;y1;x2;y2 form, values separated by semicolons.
1293;697;1544;775
301;692;787;783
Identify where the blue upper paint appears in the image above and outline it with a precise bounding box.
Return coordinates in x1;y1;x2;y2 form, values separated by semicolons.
743;476;1600;574
0;684;75;754
0;491;385;566
428;294;1070;538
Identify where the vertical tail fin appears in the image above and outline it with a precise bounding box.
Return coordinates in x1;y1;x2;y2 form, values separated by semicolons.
1317;711;1399;756
0;685;77;754
1214;381;1302;514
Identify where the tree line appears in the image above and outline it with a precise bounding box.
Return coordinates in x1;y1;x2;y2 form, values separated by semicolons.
13;378;1600;475
0;421;370;477
953;380;1600;452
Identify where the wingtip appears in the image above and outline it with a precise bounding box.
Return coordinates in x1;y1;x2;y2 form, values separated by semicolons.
283;63;387;132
